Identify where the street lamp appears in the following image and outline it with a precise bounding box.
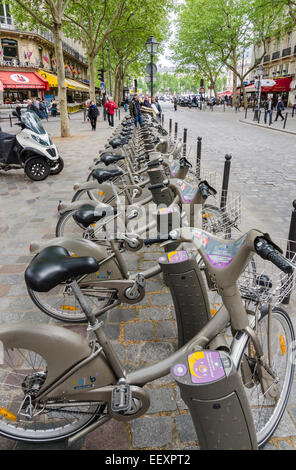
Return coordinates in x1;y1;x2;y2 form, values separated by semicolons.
253;64;264;121
145;36;159;98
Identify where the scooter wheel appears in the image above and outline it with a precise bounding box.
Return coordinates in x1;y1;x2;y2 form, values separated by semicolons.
24;157;51;181
50;157;64;175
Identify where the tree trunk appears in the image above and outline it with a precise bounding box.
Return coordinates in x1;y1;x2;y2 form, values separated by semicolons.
88;52;96;102
53;24;70;137
232;49;237;107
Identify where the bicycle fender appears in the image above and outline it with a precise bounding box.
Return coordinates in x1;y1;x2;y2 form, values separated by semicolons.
0;322;116;400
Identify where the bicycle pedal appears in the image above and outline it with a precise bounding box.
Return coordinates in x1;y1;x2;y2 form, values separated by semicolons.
135;273;146;288
111;381;132;413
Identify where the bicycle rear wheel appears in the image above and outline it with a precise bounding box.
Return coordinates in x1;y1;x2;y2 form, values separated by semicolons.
27;280;116;323
0;347;101;442
236;307;295;448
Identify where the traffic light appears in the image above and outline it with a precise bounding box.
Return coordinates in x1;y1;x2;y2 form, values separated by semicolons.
97;69;105;82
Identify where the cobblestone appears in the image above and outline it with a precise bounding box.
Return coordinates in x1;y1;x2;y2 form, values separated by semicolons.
0;106;295;451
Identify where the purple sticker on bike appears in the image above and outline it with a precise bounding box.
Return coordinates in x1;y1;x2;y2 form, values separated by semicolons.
206;253;233;269
188;351;225;384
173;363;187;377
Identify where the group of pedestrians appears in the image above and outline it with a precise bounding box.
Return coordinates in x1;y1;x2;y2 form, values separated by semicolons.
25;98;50;120
128;94;162;128
264;96;285;124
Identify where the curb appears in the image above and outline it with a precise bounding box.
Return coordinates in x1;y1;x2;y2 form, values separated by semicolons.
239;119;296;136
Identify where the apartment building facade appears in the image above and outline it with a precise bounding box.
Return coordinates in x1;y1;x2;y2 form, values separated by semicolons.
0;2;89;105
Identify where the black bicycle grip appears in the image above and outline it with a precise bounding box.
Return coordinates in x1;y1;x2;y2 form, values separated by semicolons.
199;182;210;200
147;160;161;168
266;250;293;274
143;237;170;246
255;238;293;274
148;182;168;191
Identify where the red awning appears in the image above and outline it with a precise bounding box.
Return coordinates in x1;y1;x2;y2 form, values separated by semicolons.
0;71;49;90
244;77;292;93
261;76;292;92
218;90;232;97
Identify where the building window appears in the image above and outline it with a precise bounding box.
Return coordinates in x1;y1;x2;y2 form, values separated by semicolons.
287;32;292;47
1;38;18;62
0;2;12;24
275;40;280;52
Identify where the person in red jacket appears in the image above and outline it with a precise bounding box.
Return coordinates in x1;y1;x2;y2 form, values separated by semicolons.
104;96;117;127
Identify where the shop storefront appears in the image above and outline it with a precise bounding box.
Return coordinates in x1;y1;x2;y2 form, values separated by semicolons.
0;70;49;103
37;70;89;111
244;76;292;107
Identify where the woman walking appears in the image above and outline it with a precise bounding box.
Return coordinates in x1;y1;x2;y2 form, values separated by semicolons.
104;96;117;127
88;100;99;131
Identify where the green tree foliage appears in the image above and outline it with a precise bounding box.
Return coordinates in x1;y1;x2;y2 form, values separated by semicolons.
174;0;286;107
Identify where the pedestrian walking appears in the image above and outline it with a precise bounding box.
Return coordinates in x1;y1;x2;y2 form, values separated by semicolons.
88;100;99;131
274;97;285;121
51;99;57;117
27;99;39;116
104;96;117;127
264;96;274;124
173;96;177;111
235;96;240;112
130;95;143;128
15;102;22;121
123;97;129;112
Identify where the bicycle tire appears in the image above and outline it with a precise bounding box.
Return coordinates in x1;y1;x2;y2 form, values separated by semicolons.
55;209;87;238
235;306;295;448
0;346;103;442
27;281;116;323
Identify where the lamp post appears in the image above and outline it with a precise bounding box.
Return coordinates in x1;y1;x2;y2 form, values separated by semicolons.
106;43;112;96
253;64;264;121
145;36;159;99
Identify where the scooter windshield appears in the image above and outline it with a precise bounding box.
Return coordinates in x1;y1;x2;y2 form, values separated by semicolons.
21;112;46;135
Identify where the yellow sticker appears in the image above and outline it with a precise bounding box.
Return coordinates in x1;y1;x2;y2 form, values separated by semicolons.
280;335;286;355
71;254;78;257
202;213;211;219
61;305;78;311
188;351;205;379
167;251;178;262
97;191;105;196
0;406;17;421
210;309;217;317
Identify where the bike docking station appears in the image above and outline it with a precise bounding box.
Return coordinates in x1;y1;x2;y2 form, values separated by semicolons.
171;350;258;450
158;248;212;346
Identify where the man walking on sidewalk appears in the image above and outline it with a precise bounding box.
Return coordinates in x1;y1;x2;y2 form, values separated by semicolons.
274;97;285;122
264;96;273;124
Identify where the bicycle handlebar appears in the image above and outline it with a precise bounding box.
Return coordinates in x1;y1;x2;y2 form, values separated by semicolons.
254;237;293;274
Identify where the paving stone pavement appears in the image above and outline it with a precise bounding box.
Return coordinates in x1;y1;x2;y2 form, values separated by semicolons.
0;106;296;451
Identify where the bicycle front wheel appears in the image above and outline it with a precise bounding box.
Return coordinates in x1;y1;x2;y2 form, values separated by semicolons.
236;307;295;448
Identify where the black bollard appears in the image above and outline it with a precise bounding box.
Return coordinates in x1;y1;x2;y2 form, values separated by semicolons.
161;114;164;126
220;154;232;211
224;102;226;112
292;106;295;118
169;118;172;135
196;136;202;179
183;128;187;157
283;112;288;129
245;108;248;119
174;122;178;142
282;200;296;304
258;110;261;124
9;114;12;127
118;108;121;121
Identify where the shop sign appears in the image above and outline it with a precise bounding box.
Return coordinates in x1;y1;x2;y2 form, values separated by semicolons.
10;73;30;84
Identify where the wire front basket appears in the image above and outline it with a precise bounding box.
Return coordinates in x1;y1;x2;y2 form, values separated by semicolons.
201;191;241;237
238;239;296;307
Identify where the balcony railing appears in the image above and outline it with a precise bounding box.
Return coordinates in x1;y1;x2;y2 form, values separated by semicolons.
263;54;270;63
282;47;291;57
272;51;280;60
0;17;87;65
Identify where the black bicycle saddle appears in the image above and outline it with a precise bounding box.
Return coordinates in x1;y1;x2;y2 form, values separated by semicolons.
91;168;123;183
25;246;99;292
100;154;125;166
73;203;114;228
